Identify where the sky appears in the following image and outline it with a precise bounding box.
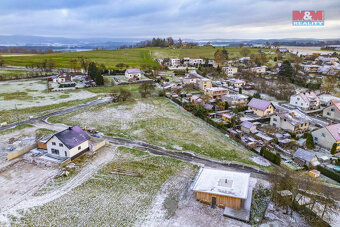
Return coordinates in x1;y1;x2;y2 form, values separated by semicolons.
0;0;339;40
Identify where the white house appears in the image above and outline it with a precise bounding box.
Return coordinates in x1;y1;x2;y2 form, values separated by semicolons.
189;58;205;65
170;58;181;67
125;68;142;80
323;100;340;121
289;92;320;110
183;71;205;85
227;79;246;88
312;123;340;150
46;126;90;159
251;66;267;74
270;110;310;133
222;66;238;76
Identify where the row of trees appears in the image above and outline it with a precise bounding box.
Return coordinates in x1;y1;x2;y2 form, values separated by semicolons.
120;37;198;49
88;62;104;85
25;59;55;72
0;47;58;54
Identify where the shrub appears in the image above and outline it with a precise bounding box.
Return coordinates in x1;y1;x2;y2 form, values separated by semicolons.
330;143;337;155
260;147;281;165
317;165;340;183
306;133;314;149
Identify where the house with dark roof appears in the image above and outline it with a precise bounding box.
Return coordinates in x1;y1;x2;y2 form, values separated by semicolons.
247;98;274;117
312;123;340;151
125;68;142;80
46;126;90;159
293;148;318;167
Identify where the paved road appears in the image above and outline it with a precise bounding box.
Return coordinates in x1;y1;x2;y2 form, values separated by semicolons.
0;97;111;132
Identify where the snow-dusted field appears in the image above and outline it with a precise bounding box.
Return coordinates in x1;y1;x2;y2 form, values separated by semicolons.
49;97;262;167
0;80;97;111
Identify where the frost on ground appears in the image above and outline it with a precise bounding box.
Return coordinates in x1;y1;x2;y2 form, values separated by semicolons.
49;97;262;167
0;80;97;111
251;156;271;167
5;147;196;226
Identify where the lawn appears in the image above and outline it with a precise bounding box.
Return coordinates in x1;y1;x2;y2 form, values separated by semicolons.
2;46;271;69
2;49;158;69
48;97;269;169
9;147;197;226
0;69;52;81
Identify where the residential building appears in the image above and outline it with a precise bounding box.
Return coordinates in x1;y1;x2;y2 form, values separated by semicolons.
51;73;72;83
309;170;320;178
189;58;205;65
170;58;181;67
222;66;238;76
239;57;250;63
289;92;320;110
222;113;236;124
183;71;205;85
198;78;212;91
193;168;250;210
125;68;142;80
293;148;318;167
204;87;228;99
222;94;248;106
190;95;203;105
227;79;246;88
251;66;267;74
303;65;321;73
46;126;90;159
323;100;340;121
240;121;256;134
270;110;310;133
277;48;288;53
247;98;275;117
312;123;340;150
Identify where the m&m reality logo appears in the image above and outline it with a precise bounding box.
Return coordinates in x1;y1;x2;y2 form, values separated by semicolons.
292;10;324;26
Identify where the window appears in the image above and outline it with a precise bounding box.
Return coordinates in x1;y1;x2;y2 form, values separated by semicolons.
314;137;318;141
331;108;335;112
78;146;81;150
64;151;67;157
297;98;300;100
322;133;326;137
295;102;297;104
273;123;276;127
327;112;330;116
59;143;63;147
51;149;59;155
273;118;277;122
52;142;56;145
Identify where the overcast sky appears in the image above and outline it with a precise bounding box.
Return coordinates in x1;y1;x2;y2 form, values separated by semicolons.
0;0;339;39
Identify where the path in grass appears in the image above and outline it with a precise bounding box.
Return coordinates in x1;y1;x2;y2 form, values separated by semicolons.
7;147;196;226
48;97;264;168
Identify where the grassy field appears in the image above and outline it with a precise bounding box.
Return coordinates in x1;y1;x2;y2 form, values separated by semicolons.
2;49;158;69
48;97;270;169
10;147;197;226
0;69;51;81
2;46;270;69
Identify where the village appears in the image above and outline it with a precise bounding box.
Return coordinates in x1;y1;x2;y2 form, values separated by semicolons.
0;44;340;227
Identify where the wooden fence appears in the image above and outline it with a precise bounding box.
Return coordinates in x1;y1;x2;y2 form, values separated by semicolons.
7;143;37;161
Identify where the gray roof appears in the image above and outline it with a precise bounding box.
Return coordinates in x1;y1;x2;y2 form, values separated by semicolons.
126;68;141;74
248;98;272;111
241;121;254;129
294;148;316;162
54;126;90;149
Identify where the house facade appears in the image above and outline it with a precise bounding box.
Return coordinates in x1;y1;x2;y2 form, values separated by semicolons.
222;66;238;76
240;121;256;134
322;100;340;121
227;79;246;88
270;110;310;133
46;126;90;159
193;168;250;210
251;66;267;74
247;98;274;117
125;68;142;80
170;58;181;67
183;71;205;85
204;87;228;99
289;92;320;110
198;78;212;91
222;94;248;106
312;123;340;150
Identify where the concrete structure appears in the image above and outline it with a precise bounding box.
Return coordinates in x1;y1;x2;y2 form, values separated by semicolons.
293;148;318;167
270;110;310;133
46;126;90;159
222;94;248;106
222;66;238;76
204;87;228;99
323;100;340;121
312;123;340;150
289;92;320;110
125;68;142;80
247;98;274;117
193;168;250;210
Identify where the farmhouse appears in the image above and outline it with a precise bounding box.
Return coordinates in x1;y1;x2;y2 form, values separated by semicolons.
323;100;340;121
125;68;142;80
312;123;340;150
289;92;320;110
247;98;274;117
46;126;90;159
270;110;310;133
193;168;250;210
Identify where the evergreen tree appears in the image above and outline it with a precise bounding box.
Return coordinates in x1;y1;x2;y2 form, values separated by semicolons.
279;60;294;79
306;133;315;149
330;143;337;155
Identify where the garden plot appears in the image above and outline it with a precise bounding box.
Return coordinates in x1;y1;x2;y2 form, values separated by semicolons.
6;147;196;226
0;80;97;111
48;97;263;168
